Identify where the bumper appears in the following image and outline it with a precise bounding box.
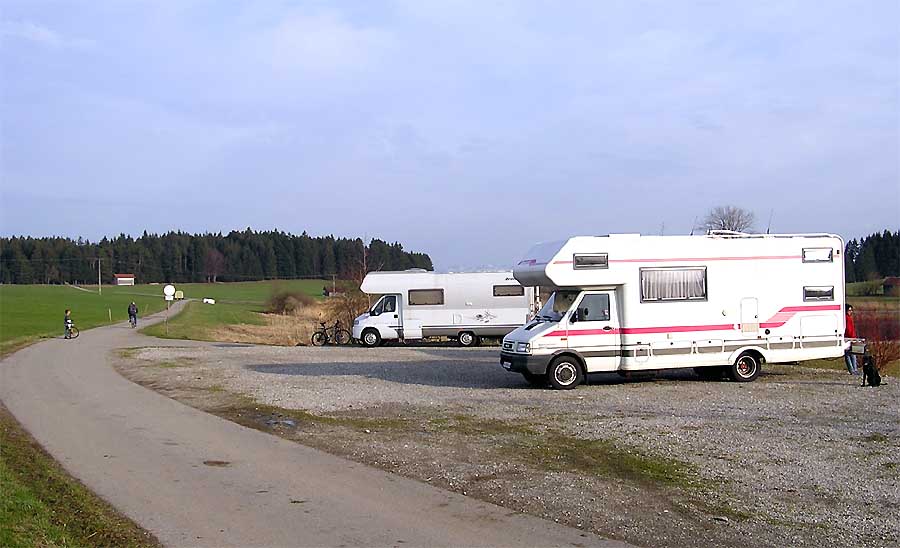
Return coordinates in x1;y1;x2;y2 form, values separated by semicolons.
352;325;364;340
500;352;552;375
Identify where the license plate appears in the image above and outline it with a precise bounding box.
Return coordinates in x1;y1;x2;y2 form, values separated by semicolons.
502;361;512;369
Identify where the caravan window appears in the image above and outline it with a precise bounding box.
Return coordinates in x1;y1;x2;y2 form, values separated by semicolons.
573;254;609;269
802;248;833;263
640;267;707;302
493;285;524;297
408;289;444;306
803;286;834;302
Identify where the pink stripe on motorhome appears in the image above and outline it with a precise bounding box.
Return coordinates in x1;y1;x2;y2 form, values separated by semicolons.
543;304;841;338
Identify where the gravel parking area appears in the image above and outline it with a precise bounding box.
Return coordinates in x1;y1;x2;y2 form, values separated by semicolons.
117;344;899;548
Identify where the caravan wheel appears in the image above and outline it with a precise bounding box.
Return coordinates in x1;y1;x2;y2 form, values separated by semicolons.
457;331;479;347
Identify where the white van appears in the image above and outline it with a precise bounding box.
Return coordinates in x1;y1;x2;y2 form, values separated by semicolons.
501;232;846;388
353;270;537;347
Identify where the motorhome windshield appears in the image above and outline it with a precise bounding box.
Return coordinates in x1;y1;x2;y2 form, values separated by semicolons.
534;290;579;322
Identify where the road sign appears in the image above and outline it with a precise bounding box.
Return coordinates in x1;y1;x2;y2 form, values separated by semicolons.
163;284;176;297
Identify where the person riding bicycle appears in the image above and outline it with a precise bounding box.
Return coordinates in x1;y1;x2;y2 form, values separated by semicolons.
64;309;74;339
128;302;138;327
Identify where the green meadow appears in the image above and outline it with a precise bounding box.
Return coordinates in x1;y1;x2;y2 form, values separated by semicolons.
0;280;326;356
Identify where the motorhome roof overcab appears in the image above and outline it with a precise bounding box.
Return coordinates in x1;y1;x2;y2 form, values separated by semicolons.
501;232;846;389
354;270;537;347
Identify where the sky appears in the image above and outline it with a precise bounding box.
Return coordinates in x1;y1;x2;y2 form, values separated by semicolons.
1;1;898;271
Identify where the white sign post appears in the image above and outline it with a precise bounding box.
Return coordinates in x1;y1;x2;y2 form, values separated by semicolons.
163;285;176;335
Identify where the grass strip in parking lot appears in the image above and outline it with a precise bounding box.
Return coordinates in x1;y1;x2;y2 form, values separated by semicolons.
0;404;160;548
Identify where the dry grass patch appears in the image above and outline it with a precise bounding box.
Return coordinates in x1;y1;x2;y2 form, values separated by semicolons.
208;302;326;346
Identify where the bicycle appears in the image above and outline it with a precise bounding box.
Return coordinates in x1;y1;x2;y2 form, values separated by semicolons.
129;315;137;328
64;322;80;339
310;320;352;346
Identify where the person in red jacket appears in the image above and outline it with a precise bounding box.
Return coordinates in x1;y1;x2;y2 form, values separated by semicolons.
844;304;859;375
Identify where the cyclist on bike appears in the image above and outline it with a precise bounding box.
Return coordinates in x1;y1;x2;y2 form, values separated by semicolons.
64;309;74;339
128;302;138;327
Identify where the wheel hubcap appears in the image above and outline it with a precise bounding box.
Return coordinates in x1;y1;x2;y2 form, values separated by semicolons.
365;333;377;345
460;333;472;345
737;357;756;377
555;362;576;385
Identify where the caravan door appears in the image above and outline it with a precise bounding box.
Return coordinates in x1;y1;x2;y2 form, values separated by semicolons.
566;291;622;372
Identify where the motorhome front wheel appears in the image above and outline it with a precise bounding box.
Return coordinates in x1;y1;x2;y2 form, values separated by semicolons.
361;329;381;348
548;356;584;390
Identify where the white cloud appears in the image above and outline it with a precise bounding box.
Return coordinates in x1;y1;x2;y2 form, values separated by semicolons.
0;19;94;49
249;11;394;74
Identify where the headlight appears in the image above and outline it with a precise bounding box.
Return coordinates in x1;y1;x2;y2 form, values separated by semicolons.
353;319;359;326
516;342;531;353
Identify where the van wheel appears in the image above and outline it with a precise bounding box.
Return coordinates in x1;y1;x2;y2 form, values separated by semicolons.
729;353;761;382
457;331;478;347
361;329;381;348
521;371;546;387
548;356;583;390
694;366;725;380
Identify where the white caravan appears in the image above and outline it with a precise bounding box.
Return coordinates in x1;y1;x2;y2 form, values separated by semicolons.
353;270;536;347
500;232;846;388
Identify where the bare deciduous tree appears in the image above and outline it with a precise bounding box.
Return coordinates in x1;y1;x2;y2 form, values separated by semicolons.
700;206;755;233
205;248;225;283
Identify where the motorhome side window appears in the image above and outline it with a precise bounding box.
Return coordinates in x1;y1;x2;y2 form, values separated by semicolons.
802;248;833;263
803;286;834;301
576;294;610;322
573;254;608;269
408;289;444;306
493;285;524;297
640;267;707;302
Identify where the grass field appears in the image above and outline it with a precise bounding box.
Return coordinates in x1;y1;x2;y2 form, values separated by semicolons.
0;279;327;356
0;404;159;547
140;279;325;342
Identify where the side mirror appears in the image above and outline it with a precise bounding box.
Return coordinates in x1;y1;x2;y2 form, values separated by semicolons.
569;311;578;323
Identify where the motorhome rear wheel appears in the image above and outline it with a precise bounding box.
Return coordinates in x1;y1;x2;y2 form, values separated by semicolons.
457;331;479;347
548;356;584;390
729;352;762;382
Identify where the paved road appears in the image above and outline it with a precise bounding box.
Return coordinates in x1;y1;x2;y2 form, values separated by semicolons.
0;304;627;547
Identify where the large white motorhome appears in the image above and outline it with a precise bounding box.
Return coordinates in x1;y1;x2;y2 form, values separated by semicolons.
353;270;537;347
501;232;846;388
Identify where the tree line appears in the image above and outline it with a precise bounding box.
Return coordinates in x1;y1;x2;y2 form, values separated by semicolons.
0;229;433;285
844;230;900;282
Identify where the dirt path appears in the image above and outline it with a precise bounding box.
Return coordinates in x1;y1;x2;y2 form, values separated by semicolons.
0;305;626;547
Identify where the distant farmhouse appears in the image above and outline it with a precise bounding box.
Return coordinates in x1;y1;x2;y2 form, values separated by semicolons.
114;273;136;286
884;277;900;297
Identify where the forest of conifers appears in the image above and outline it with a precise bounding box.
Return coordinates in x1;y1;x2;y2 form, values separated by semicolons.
0;229;433;284
1;229;896;286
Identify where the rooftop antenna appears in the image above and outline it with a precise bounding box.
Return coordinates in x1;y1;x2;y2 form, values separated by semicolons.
689;216;698;236
766;209;774;234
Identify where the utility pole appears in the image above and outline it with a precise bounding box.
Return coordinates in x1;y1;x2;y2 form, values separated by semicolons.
97;257;102;295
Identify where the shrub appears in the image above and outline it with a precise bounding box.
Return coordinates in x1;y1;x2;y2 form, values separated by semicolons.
854;308;900;372
320;281;370;330
266;291;316;315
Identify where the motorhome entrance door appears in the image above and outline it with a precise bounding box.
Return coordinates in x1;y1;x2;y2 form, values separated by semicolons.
566;291;621;372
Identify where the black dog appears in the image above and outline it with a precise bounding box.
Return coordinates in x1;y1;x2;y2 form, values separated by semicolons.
860;355;882;387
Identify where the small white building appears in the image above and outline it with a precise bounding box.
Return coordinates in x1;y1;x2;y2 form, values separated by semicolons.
114;273;136;286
